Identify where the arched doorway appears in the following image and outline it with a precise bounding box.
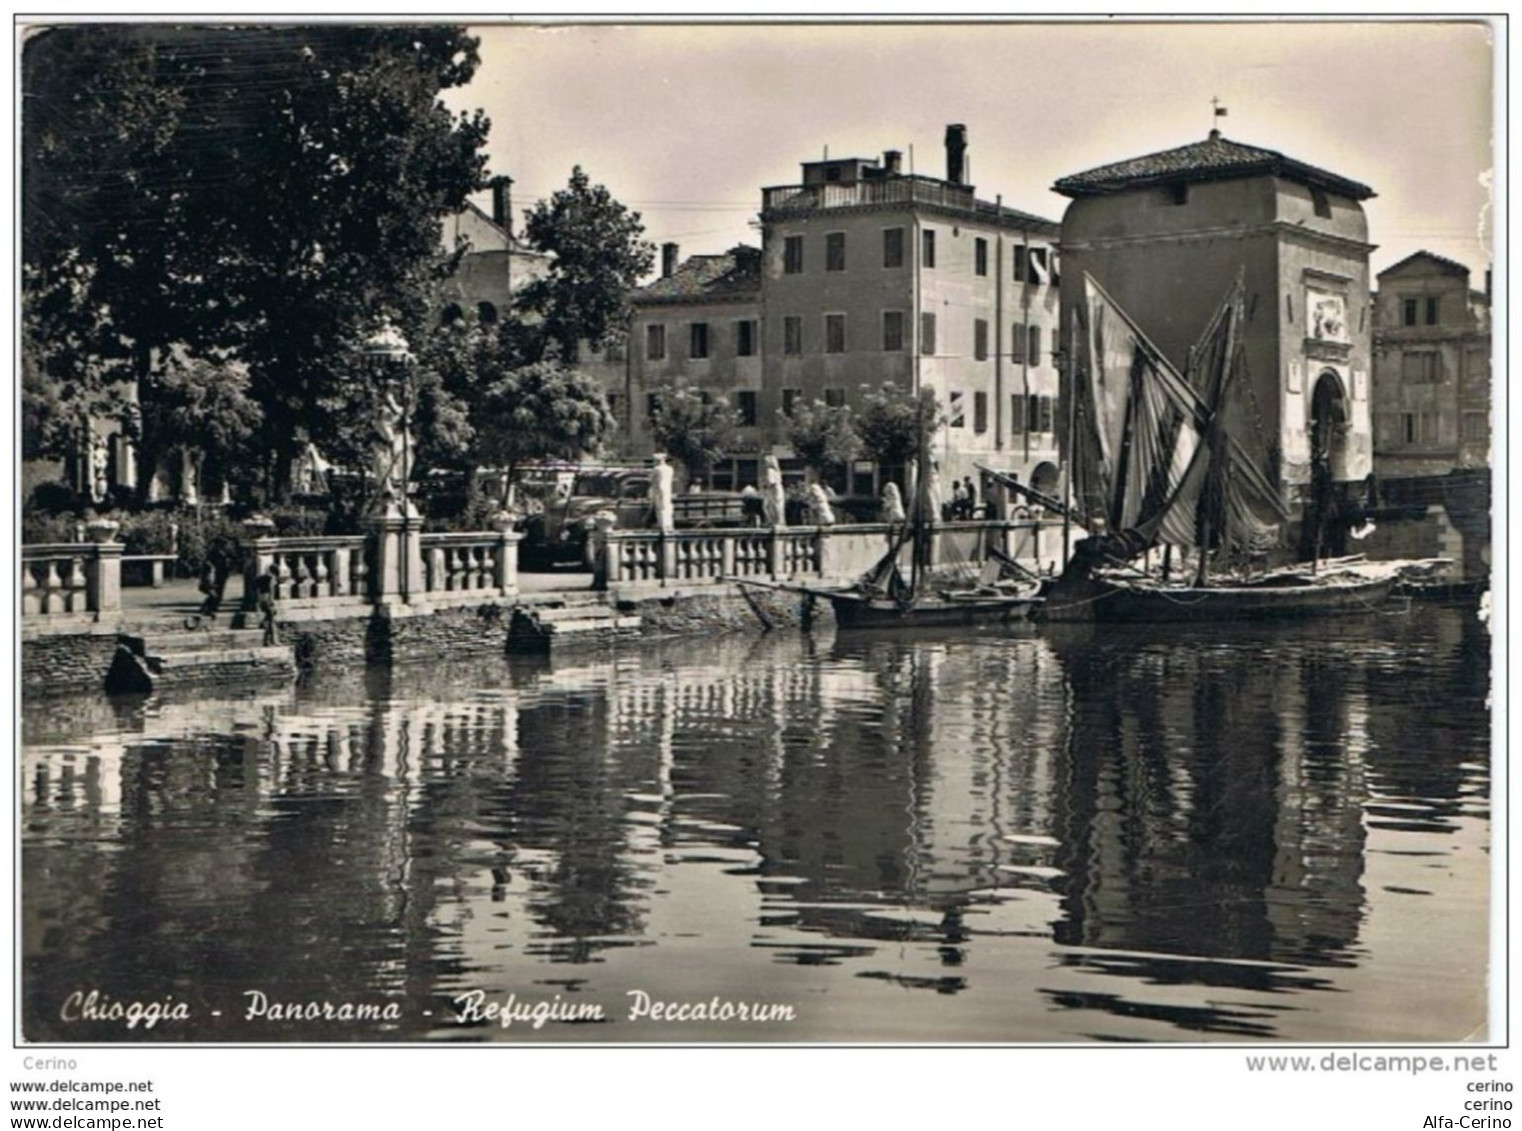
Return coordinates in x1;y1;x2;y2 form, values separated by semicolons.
1309;371;1349;480
1301;371;1350;560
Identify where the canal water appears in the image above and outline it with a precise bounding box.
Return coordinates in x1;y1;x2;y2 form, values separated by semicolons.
21;604;1491;1043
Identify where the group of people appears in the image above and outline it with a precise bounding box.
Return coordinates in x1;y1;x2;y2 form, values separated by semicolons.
948;476;984;520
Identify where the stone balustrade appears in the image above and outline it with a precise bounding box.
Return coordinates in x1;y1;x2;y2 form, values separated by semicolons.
233;523;522;625
420;532;518;606
245;535;372;616
595;518;1066;590
21;542;122;626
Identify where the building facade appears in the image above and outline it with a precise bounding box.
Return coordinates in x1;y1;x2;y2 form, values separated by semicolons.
1055;131;1379;525
600;244;764;483
591;127;1064;494
1370;251;1491;477
759;126;1064;494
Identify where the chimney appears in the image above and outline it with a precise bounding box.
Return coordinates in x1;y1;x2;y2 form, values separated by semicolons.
661;242;679;279
490;175;514;236
1486;267;1492;304
945;124;967;185
883;149;902;175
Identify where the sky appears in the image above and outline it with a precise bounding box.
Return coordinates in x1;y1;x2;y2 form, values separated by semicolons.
445;18;1496;285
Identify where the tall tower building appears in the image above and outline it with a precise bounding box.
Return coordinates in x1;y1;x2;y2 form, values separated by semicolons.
1055;130;1378;523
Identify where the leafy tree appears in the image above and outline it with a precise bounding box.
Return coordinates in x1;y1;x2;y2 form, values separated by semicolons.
517;166;655;362
647;383;738;487
783;399;860;484
21;327;134;463
21;25;491;498
135;352;262;498
856;383;944;478
472;362;617;487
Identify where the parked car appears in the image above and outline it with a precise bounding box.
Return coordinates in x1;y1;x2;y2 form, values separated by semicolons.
519;469;648;569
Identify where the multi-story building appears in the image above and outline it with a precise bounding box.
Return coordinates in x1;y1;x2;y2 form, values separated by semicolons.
1370;251;1491;476
594;127;1064;494
1054;129;1379;549
759;126;1064;495
584;242;763;481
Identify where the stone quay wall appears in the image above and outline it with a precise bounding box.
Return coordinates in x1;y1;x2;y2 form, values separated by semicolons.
23;515;1062;691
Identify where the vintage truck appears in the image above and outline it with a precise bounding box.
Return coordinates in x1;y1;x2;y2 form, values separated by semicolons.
517;468;750;569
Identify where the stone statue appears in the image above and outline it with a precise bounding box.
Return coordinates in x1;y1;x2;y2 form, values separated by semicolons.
761;454;786;529
373;387;415;516
806;482;836;526
89;434;109;504
649;453;675;532
880;481;906;523
923;460;944;523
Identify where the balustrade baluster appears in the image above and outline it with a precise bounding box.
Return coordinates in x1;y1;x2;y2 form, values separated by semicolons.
351;549;368;600
66;556;86;612
482;546;498;591
273;553;292;599
22;561;40;615
42;561;61;614
332;546;350;597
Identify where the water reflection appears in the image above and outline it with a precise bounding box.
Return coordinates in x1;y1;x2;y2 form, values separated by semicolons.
22;607;1490;1042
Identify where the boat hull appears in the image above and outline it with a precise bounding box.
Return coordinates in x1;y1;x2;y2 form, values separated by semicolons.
1039;571;1399;624
828;593;1038;630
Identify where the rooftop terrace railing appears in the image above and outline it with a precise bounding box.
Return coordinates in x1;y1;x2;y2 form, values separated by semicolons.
761;176;978;216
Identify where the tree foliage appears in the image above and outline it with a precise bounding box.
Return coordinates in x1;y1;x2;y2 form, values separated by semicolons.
783;400;860;481
136;352;263;493
472;362;617;479
647;383;738;484
856;383;944;472
517;166;655;362
21;24;490;495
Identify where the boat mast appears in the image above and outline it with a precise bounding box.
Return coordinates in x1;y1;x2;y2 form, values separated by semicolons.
911;390;930;595
1062;306;1077;565
1194;289;1241;589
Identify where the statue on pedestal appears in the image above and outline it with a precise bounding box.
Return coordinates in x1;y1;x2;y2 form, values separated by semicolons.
373;386;416;517
89;434;109;504
761;454;786;528
806;482;836;526
649;453;675;532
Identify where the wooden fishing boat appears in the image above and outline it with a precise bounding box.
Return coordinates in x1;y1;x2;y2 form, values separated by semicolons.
825;579;1040;629
1043;560;1406;624
1041;274;1436;624
739;391;1043;630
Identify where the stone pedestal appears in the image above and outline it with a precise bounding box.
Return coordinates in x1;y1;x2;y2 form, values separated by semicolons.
370;513;426;605
87;543;123;615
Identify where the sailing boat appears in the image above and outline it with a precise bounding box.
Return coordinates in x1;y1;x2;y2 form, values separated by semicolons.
1041;274;1418;624
823;392;1043;629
